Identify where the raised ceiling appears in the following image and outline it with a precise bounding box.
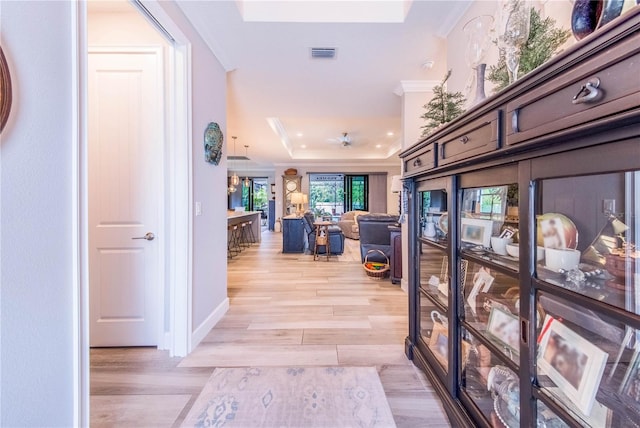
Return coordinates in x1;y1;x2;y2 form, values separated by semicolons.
93;0;471;169
176;1;472;169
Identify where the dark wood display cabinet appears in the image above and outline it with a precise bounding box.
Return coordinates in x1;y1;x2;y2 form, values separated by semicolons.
400;9;640;428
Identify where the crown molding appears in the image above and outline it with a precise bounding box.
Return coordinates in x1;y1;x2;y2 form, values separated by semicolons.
393;80;440;96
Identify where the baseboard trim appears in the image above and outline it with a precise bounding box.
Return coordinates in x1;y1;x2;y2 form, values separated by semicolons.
190;297;229;351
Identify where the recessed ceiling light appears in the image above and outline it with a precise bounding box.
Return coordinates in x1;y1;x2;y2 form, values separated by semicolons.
296;132;303;137
301;144;307;149
375;144;382;148
387;132;394;136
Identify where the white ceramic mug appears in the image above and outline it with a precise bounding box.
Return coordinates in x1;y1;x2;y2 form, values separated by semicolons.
545;248;581;271
491;236;513;255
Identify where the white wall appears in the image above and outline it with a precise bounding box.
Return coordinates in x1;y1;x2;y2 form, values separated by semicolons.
152;1;229;341
1;2;75;425
0;0;229;424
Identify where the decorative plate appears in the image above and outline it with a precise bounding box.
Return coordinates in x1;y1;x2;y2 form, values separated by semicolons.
536;213;578;249
204;122;223;165
438;212;448;235
0;46;11;133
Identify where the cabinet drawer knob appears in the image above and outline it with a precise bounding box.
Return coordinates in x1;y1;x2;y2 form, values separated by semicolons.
413;158;422;167
572;77;601;104
459;135;469;144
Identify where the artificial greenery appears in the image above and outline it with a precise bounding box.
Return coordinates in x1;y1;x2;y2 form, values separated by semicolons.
488;8;571;92
420;70;466;137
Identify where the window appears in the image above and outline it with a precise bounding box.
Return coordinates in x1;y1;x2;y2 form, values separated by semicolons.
229;177;268;212
309;174;344;217
309;174;369;217
345;175;368;211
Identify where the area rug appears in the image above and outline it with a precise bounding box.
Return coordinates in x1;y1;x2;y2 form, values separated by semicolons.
180;366;396;428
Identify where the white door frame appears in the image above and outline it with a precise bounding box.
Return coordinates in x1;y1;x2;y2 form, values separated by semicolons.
72;1;193;425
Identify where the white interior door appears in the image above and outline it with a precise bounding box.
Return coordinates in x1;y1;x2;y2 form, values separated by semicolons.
88;48;163;347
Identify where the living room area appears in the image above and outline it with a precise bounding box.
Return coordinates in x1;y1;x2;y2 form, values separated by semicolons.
227;166;404;279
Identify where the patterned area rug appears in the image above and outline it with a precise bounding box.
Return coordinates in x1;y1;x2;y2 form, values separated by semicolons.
181;366;397;428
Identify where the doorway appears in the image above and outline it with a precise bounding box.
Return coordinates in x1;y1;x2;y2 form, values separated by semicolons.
79;1;193;424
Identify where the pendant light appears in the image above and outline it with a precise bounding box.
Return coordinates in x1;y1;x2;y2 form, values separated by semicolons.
230;136;240;187
243;145;250;188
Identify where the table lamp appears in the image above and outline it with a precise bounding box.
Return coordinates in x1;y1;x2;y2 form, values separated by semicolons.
290;192;305;216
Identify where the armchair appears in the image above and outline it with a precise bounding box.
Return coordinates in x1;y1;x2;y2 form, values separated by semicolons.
301;211;345;255
337;210;368;240
357;213;400;263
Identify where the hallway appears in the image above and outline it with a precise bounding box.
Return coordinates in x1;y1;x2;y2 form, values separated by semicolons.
90;229;450;427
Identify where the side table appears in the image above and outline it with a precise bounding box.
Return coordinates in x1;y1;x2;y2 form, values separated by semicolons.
313;221;333;261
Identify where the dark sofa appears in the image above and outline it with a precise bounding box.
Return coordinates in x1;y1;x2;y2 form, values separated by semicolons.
357;213;400;263
301;211;345;255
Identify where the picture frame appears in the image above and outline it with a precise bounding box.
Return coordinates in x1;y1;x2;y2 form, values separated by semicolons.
461;218;493;248
466;266;494;315
439;256;448;285
440;258;468;298
486;307;520;356
537;315;609;416
428;323;471;370
619;345;640;401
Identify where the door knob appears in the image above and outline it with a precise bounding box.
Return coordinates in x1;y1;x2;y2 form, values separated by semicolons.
132;232;155;241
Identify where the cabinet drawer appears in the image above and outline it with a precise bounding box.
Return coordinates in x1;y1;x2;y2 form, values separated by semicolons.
404;143;436;176
438;111;499;166
507;37;640;146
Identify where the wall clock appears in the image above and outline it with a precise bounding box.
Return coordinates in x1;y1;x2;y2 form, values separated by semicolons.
282;175;301;216
204;122;223;165
0;46;12;133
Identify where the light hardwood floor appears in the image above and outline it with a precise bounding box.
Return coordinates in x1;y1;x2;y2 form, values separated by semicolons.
90;229;451;427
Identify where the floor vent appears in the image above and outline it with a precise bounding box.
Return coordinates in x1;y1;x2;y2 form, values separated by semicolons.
310;47;336;59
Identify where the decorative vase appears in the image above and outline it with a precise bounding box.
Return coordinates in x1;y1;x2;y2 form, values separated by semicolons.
424;221;437;238
571;0;604;40
463;15;493;104
499;0;532;84
474;64;487;104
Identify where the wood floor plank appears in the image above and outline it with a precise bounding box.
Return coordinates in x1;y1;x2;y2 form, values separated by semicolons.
91;394;191;428
177;344;339;367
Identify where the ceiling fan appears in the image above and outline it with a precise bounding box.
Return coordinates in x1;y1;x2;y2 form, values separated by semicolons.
328;132;352;147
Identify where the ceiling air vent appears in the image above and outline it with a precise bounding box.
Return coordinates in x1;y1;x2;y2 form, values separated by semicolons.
310;47;336;59
228;155;249;161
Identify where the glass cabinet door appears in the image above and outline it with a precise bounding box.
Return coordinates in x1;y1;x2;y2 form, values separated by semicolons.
416;183;451;375
533;169;640;427
457;172;522;426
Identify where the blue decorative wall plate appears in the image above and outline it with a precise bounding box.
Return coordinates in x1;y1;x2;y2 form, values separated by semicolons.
204;122;223;165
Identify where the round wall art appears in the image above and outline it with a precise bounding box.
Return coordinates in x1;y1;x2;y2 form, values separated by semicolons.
204;122;223;165
0;46;12;133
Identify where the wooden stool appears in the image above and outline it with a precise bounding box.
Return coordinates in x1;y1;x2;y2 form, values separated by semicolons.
246;220;256;244
239;222;251;248
227;224;241;258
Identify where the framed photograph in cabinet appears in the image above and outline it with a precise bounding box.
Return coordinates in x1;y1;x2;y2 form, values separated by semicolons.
429;323;471;370
619;346;640;401
467;266;494;316
538;315;609;415
486;307;519;356
461;218;493;248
